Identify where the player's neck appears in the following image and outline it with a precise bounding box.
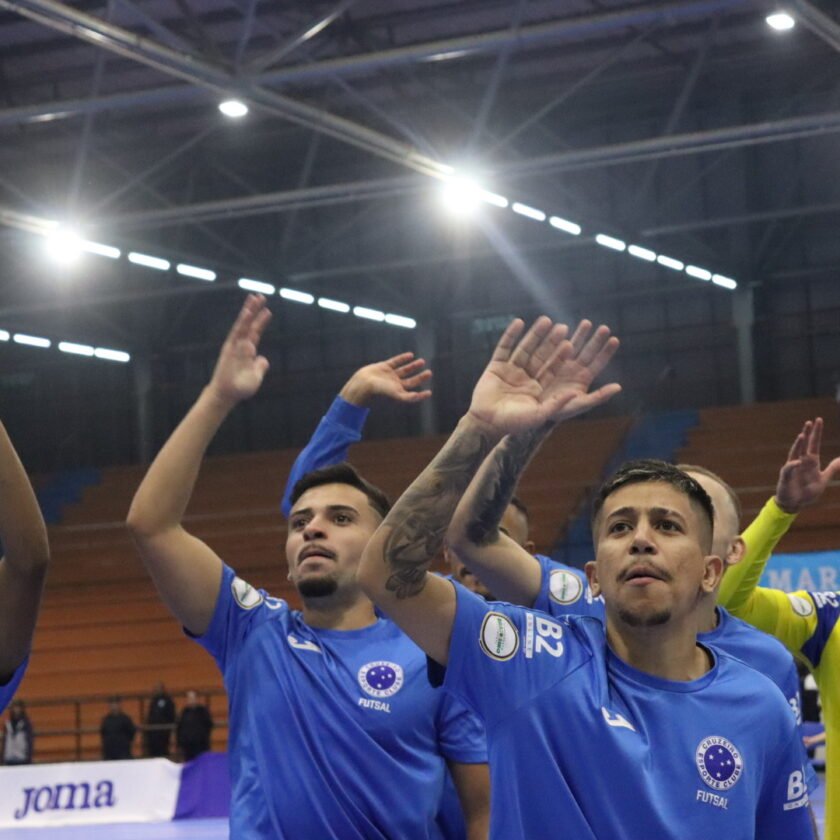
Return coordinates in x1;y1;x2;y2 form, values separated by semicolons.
607;617;713;682
697;601;720;634
301;592;377;630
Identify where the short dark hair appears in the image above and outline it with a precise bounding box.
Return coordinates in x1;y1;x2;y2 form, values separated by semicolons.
677;463;742;527
508;495;529;523
290;462;391;520
591;458;714;551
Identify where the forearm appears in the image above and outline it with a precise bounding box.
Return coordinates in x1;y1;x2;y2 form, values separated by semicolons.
127;387;234;536
372;415;497;598
0;422;48;575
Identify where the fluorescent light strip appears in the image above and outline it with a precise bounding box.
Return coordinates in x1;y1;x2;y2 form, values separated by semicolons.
0;330;8;342
384;314;417;329
480;190;509;208
656;255;684;271
353;306;385;322
94;347;131;363
14;333;51;348
549;216;581;236
318;297;350;313
238;278;276;295
58;341;95;357
279;288;314;305
82;241;121;259
628;245;656;262
128;252;170;271
511;202;546;222
595;234;626;252
712;274;737;290
685;265;712;281
177;263;216;282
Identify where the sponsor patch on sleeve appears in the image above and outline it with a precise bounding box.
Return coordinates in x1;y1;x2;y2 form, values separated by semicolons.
549;569;584;605
787;593;814;617
231;576;264;610
479;611;520;661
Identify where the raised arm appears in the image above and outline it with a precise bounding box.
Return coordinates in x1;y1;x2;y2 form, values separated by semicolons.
359;316;620;665
126;294;272;636
0;423;50;679
280;353;431;515
720;417;840;612
447;321;605;607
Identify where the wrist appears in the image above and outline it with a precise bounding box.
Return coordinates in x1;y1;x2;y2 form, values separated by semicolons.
772;494;800;515
201;385;239;416
339;378;372;407
462;412;504;445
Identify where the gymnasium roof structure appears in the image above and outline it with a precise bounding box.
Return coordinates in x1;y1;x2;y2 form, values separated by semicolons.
0;0;838;469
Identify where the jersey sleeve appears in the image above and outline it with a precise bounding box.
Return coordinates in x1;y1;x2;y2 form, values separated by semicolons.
532;553;559;614
434;690;487;765
443;582;592;727
191;563;284;673
754;718;814;839
719;497;796;612
280;396;369;515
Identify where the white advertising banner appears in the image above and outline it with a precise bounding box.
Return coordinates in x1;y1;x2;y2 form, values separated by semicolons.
0;758;182;828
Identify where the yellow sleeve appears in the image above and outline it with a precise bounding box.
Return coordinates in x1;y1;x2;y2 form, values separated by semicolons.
730;586;817;662
718;496;797;611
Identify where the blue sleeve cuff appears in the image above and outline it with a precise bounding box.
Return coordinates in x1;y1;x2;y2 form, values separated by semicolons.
325;396;369;436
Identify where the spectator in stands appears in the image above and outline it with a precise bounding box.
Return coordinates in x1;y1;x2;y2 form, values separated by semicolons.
2;699;33;765
0;422;50;716
100;696;136;760
176;690;213;761
718;416;840;839
144;681;175;758
126;295;489;839
359;316;813;839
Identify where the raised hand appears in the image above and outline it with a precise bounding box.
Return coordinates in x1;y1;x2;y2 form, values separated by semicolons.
468;317;620;436
208;294;272;406
775;417;840;513
340;352;432;406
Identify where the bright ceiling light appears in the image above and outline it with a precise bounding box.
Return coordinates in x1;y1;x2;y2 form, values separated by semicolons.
279;288;314;305
82;240;121;259
94;347;131;363
128;252;170;271
177;263;216;282
656;255;684;271
59;341;95;357
238;278;276;295
353;306;385;322
511;202;546;222
440;176;484;216
595;234;626;252
766;12;795;31
318;297;350;313
219;99;249;118
712;274;738;290
549;216;581;236
44;227;83;263
14;333;50;348
628;245;657;262
384;314;416;329
686;265;712;281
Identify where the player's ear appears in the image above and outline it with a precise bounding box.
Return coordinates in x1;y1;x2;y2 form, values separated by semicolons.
725;536;746;568
701;554;724;594
524;539;536;555
585;561;600;597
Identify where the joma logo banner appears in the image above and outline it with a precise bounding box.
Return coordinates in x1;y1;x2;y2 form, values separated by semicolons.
15;781;116;820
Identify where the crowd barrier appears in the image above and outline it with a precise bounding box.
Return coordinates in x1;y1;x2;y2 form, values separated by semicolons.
0;752;230;828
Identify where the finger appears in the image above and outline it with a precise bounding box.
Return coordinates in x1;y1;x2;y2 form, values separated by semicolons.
254;355;270;380
559;382;622;419
535;339;574;387
567;320;593;357
786;427;808;464
395;358;427;378
808;417;823;458
509;316;554;369
228;294;265;342
248;304;272;345
527;323;569;379
577;325;614;368
821;455;840;481
583;336;620;382
401;369;433;390
399;389;433;403
386;352;415;368
491;319;526;363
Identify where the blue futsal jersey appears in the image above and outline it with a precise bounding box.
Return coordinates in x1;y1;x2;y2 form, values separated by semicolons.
533;556;818;792
0;657;27;714
442;584;812;840
195;564;486;839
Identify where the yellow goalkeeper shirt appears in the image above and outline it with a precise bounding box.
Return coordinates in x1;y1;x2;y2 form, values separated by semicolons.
720;497;839;839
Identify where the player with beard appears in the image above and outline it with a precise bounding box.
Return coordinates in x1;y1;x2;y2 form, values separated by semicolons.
127;294;488;840
359;316;813;839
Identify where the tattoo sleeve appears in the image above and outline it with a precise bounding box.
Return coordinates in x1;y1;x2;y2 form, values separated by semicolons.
382;422;493;599
466;423;554;547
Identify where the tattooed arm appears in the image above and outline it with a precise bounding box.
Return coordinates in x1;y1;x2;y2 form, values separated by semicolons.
447;425;551;607
359;317;620;665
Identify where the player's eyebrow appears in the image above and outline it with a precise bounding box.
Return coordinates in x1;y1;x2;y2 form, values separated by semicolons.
289;504;360;518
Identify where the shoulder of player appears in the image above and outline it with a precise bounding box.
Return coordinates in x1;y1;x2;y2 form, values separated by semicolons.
228;573;289;619
711;647;795;712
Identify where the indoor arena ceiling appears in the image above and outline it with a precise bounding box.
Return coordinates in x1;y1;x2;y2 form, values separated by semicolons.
0;0;838;353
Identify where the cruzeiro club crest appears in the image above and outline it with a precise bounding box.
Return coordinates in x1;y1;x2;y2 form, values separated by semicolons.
358;661;404;698
696;736;744;791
